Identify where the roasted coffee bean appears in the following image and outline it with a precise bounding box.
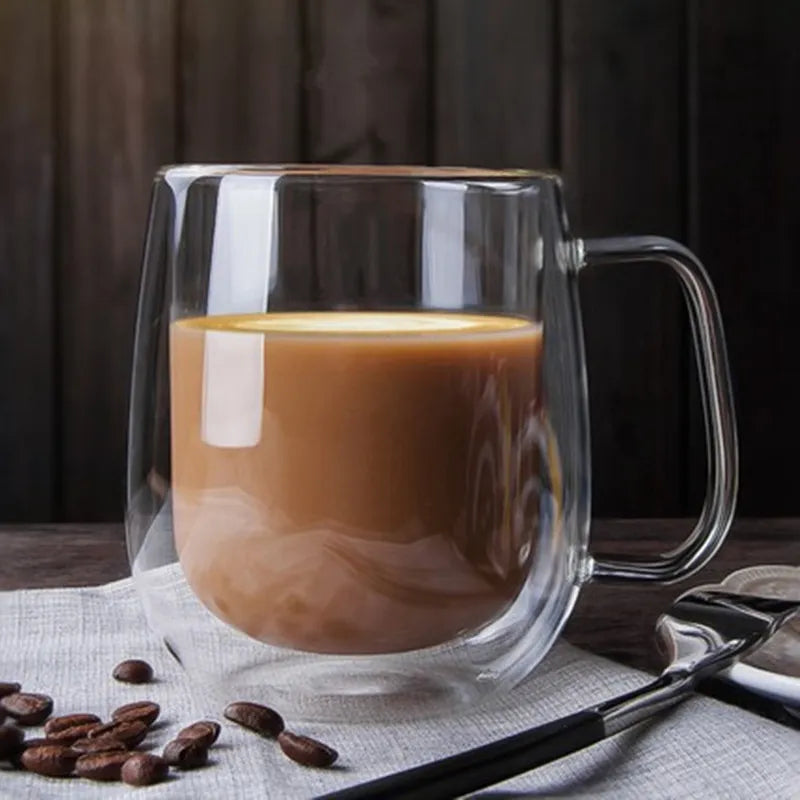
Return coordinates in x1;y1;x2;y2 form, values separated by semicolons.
112;659;153;684
75;751;132;781
8;737;55;770
0;682;21;699
20;744;79;777
111;700;160;727
277;731;338;768
162;738;208;770
45;713;101;736
71;735;127;755
89;720;148;747
0;692;53;726
177;720;221;748
21;736;53;749
121;753;169;787
224;701;284;737
0;725;25;760
47;721;103;745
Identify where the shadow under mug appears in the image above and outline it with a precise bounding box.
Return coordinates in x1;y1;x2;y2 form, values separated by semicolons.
126;165;737;721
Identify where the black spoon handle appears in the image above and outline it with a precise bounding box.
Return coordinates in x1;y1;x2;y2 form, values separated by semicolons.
317;708;604;800
317;675;691;800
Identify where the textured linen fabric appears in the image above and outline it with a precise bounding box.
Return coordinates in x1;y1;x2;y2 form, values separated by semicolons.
0;579;798;800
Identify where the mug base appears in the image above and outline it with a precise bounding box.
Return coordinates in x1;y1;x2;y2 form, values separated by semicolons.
131;501;578;724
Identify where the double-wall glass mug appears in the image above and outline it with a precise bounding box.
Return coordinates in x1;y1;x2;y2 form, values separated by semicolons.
127;166;737;720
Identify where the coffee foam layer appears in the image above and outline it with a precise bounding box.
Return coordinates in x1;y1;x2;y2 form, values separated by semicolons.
177;311;535;336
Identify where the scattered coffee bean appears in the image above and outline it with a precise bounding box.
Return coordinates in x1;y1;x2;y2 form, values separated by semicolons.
22;737;55;748
72;735;127;755
224;701;284;737
111;700;160;727
162;738;208;770
0;682;21;699
89;720;148;748
0;725;25;760
47;721;103;745
121;752;169;787
0;692;53;726
75;751;133;781
9;735;42;769
45;713;101;736
112;659;153;684
8;737;56;770
177;720;221;748
21;744;79;777
8;736;57;769
22;736;54;750
87;721;116;738
277;731;338;768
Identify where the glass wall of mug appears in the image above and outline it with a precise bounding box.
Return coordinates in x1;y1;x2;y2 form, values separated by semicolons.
127;166;596;720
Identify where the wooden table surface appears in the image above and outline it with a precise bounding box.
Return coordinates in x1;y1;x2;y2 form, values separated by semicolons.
1;518;798;673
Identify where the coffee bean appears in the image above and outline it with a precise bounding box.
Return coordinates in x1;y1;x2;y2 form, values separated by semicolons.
72;735;127;755
13;737;43;769
0;725;24;760
0;692;53;726
21;744;79;777
0;682;21;699
121;753;169;787
75;751;133;781
277;731;338;768
89;720;148;747
47;721;104;745
6;737;56;770
45;713;102;736
177;720;221;748
87;721;116;738
112;659;153;684
111;700;160;727
21;736;53;750
162;738;208;770
224;701;284;737
5;737;56;771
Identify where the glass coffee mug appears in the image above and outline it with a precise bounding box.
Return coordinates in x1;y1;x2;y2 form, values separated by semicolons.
127;166;737;720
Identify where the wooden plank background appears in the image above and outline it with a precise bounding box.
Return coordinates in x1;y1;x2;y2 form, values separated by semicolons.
57;0;177;520
1;0;798;522
0;0;54;520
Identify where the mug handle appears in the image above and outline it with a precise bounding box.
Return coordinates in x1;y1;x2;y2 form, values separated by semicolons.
579;236;738;583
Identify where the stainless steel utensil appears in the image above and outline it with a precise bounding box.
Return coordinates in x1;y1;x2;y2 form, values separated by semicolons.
320;589;800;800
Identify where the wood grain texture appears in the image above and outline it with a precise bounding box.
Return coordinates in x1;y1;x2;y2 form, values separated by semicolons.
302;1;430;307
688;0;800;515
57;0;177;520
180;0;302;162
0;523;127;589
2;519;797;676
0;5;798;522
0;0;54;521
305;0;429;163
434;0;555;167
560;0;685;516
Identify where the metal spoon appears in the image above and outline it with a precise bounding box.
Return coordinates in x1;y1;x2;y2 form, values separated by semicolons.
319;589;800;800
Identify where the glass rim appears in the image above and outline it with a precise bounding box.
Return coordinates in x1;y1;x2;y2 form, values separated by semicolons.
156;163;560;182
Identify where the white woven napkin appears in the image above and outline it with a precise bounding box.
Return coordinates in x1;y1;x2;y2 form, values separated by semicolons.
1;579;798;800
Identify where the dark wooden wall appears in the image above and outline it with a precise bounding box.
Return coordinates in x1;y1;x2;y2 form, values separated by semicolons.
1;0;798;522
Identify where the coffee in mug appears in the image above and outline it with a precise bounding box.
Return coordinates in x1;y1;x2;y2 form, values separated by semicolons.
170;311;544;654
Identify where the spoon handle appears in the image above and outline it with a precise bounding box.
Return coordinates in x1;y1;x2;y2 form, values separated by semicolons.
318;675;692;800
317;708;605;800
